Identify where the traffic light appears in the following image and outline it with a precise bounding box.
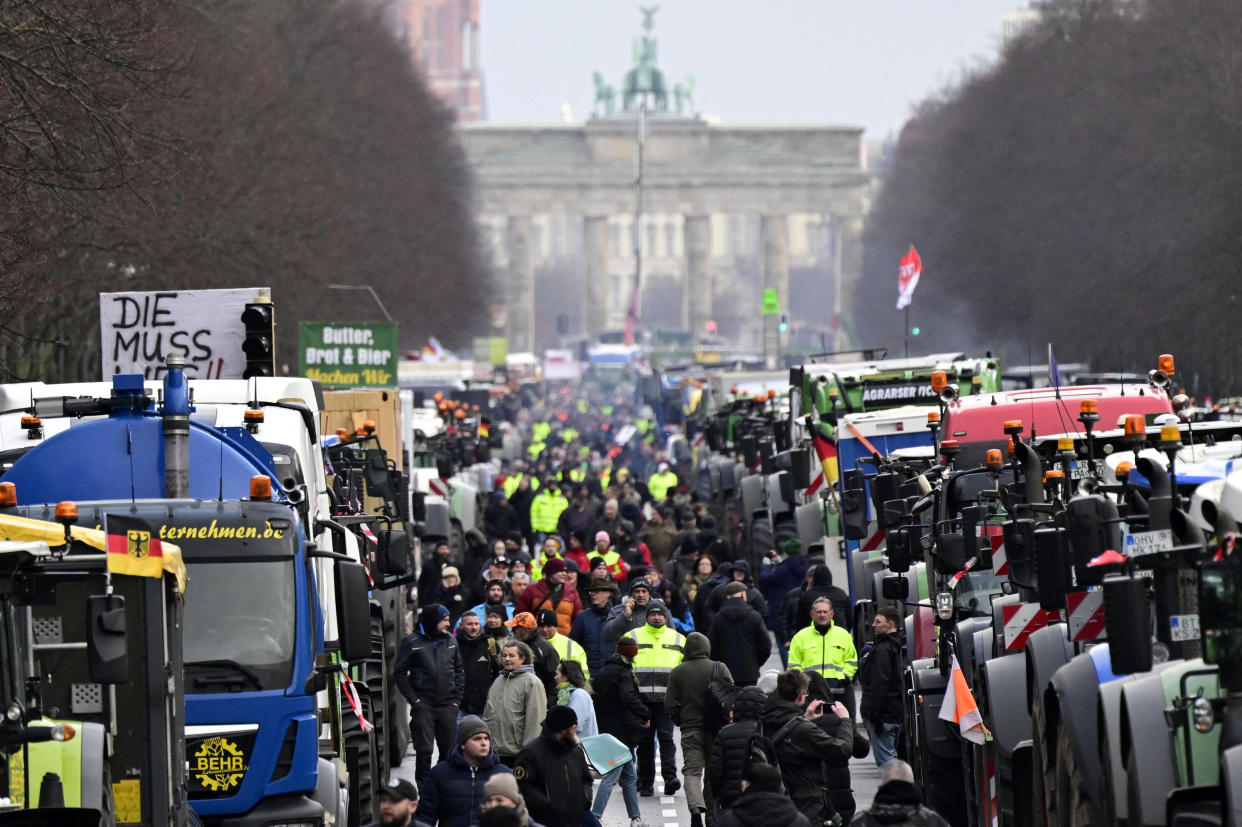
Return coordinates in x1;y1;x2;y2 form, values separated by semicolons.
705;320;716;333
911;326;921;336
778;314;789;333
241;301;275;379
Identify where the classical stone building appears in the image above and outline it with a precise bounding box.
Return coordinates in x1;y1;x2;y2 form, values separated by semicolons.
458;115;870;358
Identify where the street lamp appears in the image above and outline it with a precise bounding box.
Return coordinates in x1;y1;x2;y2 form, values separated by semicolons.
325;284;394;324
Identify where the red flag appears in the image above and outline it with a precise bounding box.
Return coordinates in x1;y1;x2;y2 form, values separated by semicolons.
105;514;164;579
896;245;923;310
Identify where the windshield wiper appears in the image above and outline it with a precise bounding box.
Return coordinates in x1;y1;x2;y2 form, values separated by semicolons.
186;659;263;691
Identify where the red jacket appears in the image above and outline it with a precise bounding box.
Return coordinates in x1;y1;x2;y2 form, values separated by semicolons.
514;578;582;636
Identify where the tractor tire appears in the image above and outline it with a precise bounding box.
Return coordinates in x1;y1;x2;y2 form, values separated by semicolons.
1099;716;1124;826
923;737;967;827
1055;721;1104;827
344;684;379;827
363;614;391;783
1031;694;1052;826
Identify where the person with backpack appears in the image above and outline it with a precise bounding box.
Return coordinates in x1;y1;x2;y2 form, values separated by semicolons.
706;687;773;815
762;670;854;827
665;632;733;827
716;762;809;827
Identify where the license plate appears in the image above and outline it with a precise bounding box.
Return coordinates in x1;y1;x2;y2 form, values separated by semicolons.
1125;529;1173;556
1170;614;1201;642
1070;460;1104;480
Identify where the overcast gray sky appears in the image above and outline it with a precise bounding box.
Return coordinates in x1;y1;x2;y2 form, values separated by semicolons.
480;1;1021;138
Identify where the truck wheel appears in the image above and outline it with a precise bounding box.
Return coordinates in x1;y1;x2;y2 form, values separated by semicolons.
344;686;379;827
363;614;391;782
1056;721;1103;827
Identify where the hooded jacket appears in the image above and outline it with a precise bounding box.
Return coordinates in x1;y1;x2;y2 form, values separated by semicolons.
483;665;547;758
761;694;854;825
592;653;651;748
717;790;811;827
395;606;465;706
664;632;732;731
514;725;593;827
851;780;952;827
707;687;769;808
514;578;581;636
708;597;772;686
569;593;616;674
416;745;512;827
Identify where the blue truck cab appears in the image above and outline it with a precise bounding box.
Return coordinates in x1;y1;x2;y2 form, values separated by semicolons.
2;368;370;825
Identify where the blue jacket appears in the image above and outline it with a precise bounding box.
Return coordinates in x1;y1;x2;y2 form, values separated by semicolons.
569;604;615;675
759;555;809;630
416;745;511;827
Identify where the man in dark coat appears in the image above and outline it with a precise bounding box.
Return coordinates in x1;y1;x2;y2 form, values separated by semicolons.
590;638;650;822
570;577;618;674
692;560;733;632
758;539;809;634
705;560;768;622
762;670;854;826
556;485;596;542
513;706;593;827
795;565;850;634
395;603;465;785
457;611;498;716
852;759;951;827
717;762;810;827
416;715;512;827
860;605;905;768
708;582;772;687
665;632;733;827
483;490;519;542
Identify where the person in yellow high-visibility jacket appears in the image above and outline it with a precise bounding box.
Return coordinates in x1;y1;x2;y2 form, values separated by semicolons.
537;608;590;680
529;482;569;538
647;462;679;503
503;472;539;499
787;596;858;714
621;603;684;795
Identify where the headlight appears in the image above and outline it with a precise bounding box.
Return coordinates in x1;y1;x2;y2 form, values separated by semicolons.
1192;696;1215;733
935;591;954;621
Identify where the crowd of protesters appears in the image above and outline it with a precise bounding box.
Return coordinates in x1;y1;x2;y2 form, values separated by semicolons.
384;395;944;827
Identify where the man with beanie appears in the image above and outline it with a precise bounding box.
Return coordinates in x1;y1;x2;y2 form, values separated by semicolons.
484;640;547;766
708;582;772;687
759;539;809;638
602;579;656;641
513;706;592;827
396;603;465;785
504;612;560;706
570;577;618;674
514;557;582;636
417;715;512;827
621;602;685;797
795;565;850;634
704;561;768;626
536;608;590;679
481;773;536;826
665;632;732;827
592;637;651;827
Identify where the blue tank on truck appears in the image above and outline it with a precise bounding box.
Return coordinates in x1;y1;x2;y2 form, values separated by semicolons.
2;366;369;825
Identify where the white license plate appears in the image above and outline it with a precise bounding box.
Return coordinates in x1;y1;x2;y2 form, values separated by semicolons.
1170;614;1201;642
1070;460;1104;479
1125;529;1174;556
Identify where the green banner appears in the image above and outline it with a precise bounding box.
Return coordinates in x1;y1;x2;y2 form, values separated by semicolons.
762;288;780;316
472;336;508;367
299;322;398;388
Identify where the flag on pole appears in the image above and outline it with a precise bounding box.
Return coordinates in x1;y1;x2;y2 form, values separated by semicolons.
896;246;923;310
938;653;991;744
812;430;839;486
1048;343;1064;389
105;514;164;579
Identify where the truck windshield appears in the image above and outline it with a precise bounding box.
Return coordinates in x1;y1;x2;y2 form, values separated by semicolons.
184;559;297;692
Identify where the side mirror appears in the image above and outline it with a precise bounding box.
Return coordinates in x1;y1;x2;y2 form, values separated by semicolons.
1033;527;1069;610
841;470;868;540
881;575;908;601
1066;496;1121;587
789;450;811;491
1003;518;1037;588
376;528;411;576
887;527;912;573
741;436;759;469
86;595;128;684
335;561;373;663
1104;573;1152;675
934;533;966;576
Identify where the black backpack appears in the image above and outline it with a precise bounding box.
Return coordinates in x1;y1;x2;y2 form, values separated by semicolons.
702;662;740;734
740;728;783;793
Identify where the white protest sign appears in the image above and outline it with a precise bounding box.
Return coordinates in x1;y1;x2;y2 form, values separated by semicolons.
100;288;270;380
